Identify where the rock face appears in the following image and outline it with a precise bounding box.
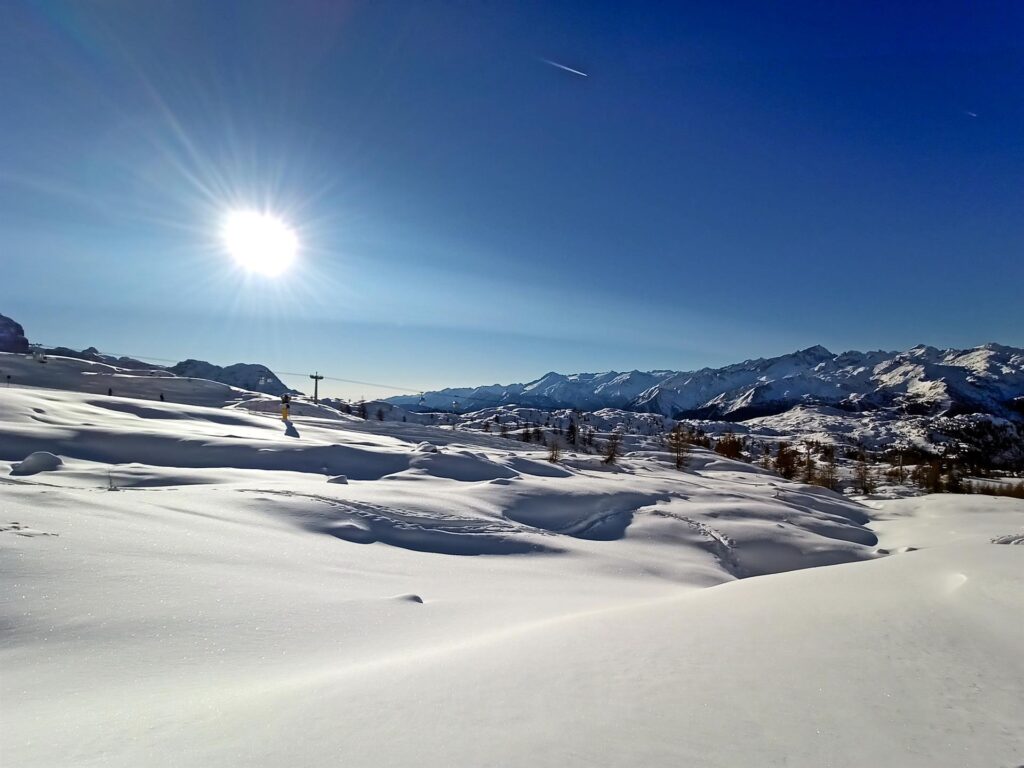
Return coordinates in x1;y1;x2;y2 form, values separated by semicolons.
0;313;29;354
168;359;298;396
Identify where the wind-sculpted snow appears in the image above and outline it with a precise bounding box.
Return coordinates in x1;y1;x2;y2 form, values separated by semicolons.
3;380;1023;767
0;385;877;572
248;490;557;555
9;451;62;476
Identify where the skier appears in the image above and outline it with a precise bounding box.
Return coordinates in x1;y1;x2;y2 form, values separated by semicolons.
281;393;291;421
107;387;113;397
159;392;165;402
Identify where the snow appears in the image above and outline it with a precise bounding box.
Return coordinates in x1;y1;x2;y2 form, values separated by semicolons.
1;370;1022;767
9;451;62;476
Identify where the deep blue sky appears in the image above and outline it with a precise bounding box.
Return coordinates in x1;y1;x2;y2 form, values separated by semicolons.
1;1;1021;398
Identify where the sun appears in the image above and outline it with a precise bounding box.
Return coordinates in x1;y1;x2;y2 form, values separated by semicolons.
221;210;298;276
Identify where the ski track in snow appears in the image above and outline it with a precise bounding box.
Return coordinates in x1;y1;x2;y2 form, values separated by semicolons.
247;488;557;555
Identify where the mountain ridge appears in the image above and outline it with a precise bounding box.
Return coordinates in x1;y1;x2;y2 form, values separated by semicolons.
388;343;1024;421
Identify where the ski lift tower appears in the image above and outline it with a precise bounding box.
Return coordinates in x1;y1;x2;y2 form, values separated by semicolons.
309;372;324;404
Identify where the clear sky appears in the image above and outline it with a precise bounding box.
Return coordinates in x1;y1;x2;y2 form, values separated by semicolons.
1;1;1021;399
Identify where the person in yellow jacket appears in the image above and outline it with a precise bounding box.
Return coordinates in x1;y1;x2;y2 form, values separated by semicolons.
281;393;291;421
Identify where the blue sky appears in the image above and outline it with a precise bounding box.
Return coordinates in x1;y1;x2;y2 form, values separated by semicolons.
1;1;1021;398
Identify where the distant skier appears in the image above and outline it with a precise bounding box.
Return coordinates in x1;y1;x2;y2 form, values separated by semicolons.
159;392;165;402
107;387;113;397
281;393;291;421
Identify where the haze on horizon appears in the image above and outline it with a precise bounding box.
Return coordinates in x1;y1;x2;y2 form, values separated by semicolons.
1;1;1021;399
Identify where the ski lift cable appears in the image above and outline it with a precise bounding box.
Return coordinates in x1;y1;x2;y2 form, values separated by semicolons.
31;341;512;407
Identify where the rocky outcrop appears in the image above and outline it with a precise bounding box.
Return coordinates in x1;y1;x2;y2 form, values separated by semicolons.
168;359;298;396
0;313;29;353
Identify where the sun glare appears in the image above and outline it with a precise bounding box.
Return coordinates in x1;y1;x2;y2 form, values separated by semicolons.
221;210;298;276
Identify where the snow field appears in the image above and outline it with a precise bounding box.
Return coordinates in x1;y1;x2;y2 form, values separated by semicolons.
1;368;1022;767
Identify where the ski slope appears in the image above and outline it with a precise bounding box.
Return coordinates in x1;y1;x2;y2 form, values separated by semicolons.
1;358;1022;767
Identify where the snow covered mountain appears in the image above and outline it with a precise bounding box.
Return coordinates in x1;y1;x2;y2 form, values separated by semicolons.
390;343;1024;421
168;359;297;397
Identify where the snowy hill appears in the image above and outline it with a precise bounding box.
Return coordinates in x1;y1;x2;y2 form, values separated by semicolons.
392;344;1024;419
0;350;264;407
3;310;297;396
1;377;1022;767
41;345;164;371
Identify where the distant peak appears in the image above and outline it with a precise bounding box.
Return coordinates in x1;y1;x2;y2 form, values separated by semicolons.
798;348;831;360
979;342;1012;353
792;345;833;359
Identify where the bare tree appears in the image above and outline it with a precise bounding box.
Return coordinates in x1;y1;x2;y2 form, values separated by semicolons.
603;430;622;465
547;439;562;463
853;448;875;494
816;444;839;490
666;424;691;470
801;441;816;484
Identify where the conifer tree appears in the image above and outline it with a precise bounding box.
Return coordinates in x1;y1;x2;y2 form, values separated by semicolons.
714;432;744;460
566;419;578;447
775;442;798;479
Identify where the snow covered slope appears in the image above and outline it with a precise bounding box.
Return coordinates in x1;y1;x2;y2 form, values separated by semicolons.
1;382;1021;767
0;350;257;407
0;309;294;395
392;343;1024;420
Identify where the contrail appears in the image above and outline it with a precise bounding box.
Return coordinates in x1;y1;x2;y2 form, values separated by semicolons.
542;58;589;78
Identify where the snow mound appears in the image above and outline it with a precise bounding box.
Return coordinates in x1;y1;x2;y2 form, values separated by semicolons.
407;450;517;482
326;475;349;484
414;441;439;452
10;451;63;476
391;593;424;603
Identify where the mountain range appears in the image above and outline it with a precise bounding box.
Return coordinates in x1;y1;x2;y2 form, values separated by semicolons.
389;343;1024;422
